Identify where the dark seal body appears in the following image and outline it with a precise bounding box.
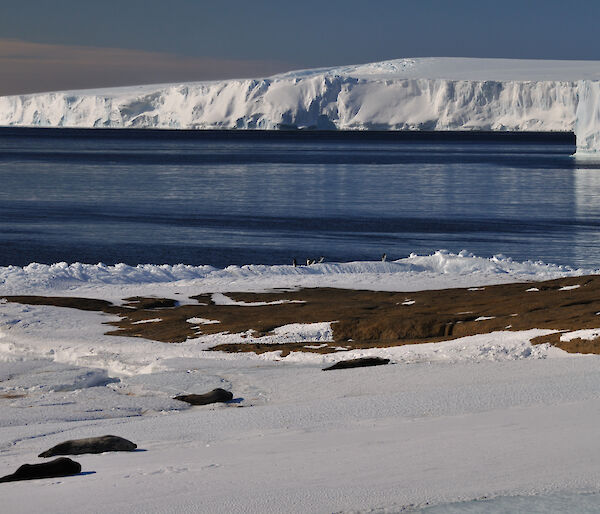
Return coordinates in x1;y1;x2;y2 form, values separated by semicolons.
323;357;390;371
39;435;137;458
0;457;81;483
174;387;233;405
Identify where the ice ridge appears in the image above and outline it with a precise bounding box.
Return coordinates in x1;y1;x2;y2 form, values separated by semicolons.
0;251;590;296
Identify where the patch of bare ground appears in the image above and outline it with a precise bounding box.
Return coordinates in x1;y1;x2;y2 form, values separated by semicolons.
530;332;600;354
3;275;600;355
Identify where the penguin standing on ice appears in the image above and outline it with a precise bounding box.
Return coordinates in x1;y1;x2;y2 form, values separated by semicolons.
381;253;387;262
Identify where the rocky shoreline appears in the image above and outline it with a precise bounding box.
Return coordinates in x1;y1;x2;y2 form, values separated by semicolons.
4;274;600;355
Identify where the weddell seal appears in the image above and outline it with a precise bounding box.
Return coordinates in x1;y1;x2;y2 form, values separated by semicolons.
0;457;81;483
174;388;233;406
323;357;390;371
38;435;137;458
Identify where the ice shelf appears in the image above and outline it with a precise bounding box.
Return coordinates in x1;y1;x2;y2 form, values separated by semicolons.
1;57;599;155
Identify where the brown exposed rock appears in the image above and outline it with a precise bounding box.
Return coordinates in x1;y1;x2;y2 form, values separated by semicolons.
4;275;600;355
121;297;177;310
530;332;600;354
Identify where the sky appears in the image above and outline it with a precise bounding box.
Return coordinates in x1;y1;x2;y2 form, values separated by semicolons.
1;0;600;96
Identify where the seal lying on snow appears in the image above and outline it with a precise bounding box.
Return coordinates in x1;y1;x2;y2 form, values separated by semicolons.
174;388;233;405
0;457;81;483
323;357;390;371
39;435;137;458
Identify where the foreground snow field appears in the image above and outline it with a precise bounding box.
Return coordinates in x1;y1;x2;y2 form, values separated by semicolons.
2;359;600;513
2;57;600;155
1;252;599;512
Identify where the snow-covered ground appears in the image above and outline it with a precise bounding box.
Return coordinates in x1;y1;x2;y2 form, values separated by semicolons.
2;57;600;155
0;250;589;301
1;251;600;512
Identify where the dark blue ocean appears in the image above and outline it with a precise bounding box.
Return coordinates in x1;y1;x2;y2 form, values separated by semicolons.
0;128;598;268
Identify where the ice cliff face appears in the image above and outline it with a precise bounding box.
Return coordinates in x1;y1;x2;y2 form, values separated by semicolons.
575;81;600;156
1;57;600;155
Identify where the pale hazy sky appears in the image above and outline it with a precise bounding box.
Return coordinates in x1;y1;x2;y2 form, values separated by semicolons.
1;0;599;95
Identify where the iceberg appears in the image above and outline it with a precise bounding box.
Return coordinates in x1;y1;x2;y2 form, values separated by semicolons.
1;57;600;155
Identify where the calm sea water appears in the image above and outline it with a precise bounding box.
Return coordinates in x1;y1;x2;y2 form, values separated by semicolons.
1;128;599;268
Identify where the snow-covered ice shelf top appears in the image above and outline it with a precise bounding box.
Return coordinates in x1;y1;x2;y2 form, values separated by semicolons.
1;57;600;155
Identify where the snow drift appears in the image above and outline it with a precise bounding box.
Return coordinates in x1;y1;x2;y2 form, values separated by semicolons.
1;57;600;155
0;251;592;299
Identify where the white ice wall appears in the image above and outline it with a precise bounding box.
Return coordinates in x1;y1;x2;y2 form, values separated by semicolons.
0;77;579;131
574;80;600;156
0;58;599;155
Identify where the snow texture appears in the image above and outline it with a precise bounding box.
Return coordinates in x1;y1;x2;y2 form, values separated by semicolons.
1;251;600;512
560;328;600;342
2;57;600;154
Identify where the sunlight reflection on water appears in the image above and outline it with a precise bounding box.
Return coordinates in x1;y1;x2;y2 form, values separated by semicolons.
1;131;599;267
